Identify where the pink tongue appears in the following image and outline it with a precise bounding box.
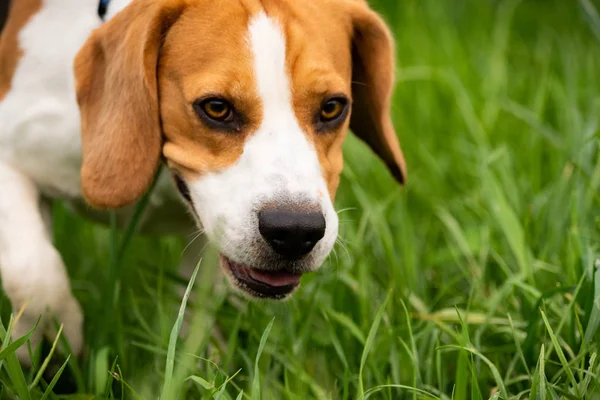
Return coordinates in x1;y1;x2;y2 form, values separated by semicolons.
248;269;301;287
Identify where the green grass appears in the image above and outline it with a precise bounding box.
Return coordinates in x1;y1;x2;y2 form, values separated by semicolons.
1;0;600;398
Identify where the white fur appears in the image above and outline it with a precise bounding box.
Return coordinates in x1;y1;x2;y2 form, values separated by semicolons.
0;163;83;364
188;12;338;269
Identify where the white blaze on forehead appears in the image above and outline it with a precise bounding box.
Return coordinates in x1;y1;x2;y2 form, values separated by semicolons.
188;11;338;269
244;11;325;194
249;12;292;112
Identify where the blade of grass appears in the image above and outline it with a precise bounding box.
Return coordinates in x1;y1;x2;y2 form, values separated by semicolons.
508;313;531;375
160;258;201;400
29;324;63;389
103;356;119;398
0;315;37;400
438;345;508;399
579;0;600;43
454;306;471;400
93;347;110;395
583;260;600;344
540;311;581;397
116;164;164;263
326;309;366;344
359;384;440;400
454;349;468;400
0;317;39;361
39;355;70;400
358;290;392;397
400;299;420;392
252;317;275;400
579;352;597;394
530;344;547;400
52;317;85;391
483;170;532;283
187;375;214;390
113;365;145;400
214;368;243;400
470;360;483;400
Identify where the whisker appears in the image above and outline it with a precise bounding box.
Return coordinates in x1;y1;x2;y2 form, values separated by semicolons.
181;229;206;257
351;80;368;87
335;236;352;261
186;228;202;239
330;247;340;268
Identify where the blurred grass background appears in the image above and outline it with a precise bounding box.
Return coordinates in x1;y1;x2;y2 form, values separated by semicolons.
1;0;600;398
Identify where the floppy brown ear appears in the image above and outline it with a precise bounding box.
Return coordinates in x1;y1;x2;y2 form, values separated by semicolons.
74;0;185;209
347;3;407;184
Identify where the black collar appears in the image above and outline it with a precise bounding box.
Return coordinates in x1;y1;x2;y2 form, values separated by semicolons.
98;0;110;20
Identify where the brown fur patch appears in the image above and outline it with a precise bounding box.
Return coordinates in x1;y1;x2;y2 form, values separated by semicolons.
0;0;42;101
347;2;407;184
159;1;261;180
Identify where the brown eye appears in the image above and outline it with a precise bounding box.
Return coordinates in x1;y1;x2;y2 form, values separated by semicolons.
201;99;233;121
320;99;346;122
193;97;242;132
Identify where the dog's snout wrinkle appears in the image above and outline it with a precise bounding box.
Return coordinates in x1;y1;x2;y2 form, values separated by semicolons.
258;208;326;260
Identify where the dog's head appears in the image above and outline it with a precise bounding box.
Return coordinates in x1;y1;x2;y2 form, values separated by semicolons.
74;0;406;299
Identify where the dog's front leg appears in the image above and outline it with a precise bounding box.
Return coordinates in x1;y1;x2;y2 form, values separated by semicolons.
0;162;83;365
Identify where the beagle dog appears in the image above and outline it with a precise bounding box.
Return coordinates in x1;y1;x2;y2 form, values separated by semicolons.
0;0;406;362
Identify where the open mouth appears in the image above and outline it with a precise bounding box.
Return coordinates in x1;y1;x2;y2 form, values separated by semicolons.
220;255;302;299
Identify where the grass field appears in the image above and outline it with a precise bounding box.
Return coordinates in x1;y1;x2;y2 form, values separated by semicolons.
2;0;600;398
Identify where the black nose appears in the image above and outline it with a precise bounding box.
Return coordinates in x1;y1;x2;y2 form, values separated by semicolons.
258;209;326;260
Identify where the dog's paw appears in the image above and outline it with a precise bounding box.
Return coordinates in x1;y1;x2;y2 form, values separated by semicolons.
12;294;84;367
1;244;84;366
12;292;84;367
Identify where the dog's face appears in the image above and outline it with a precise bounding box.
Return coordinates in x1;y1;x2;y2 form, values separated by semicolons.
160;6;348;298
74;0;406;299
